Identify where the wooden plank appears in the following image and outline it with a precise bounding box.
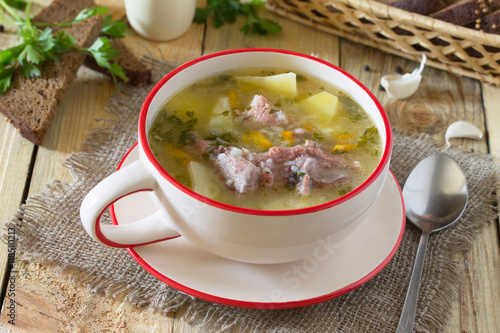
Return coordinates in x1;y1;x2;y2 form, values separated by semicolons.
0;0;206;332
483;84;500;155
0;124;34;295
0;2;40;305
338;40;499;332
202;5;339;64
1;0;497;331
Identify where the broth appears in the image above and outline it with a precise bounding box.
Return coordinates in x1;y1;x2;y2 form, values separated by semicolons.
148;68;382;210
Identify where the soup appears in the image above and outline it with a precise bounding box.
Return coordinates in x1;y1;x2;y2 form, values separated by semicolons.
148;68;382;210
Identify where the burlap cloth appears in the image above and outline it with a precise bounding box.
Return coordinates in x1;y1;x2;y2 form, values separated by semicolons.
4;57;500;332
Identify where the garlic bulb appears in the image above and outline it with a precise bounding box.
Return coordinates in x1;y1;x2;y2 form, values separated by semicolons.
381;54;427;99
445;120;483;148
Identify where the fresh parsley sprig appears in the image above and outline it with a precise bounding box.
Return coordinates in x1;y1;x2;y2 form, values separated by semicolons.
4;0;25;11
0;0;128;94
193;0;281;35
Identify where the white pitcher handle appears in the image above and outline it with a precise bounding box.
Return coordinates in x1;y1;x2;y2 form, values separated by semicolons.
80;160;180;247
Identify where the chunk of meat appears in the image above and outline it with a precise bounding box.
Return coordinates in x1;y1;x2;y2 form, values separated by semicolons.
296;174;312;196
239;95;289;127
217;154;260;194
257;139;360;171
285;156;349;186
292;127;310;139
201;139;360;196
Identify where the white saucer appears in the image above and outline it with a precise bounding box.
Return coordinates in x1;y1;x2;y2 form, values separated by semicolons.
111;143;405;309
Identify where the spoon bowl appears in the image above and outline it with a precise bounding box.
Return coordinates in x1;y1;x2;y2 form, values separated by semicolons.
397;153;468;332
403;153;468;233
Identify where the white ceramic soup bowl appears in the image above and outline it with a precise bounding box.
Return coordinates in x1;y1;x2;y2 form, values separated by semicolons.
80;49;392;264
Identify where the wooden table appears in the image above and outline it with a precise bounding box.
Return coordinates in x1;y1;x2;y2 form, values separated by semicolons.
0;0;499;331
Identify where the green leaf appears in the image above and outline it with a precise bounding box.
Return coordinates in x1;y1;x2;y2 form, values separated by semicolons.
193;0;280;35
19;60;40;78
101;15;130;38
253;18;281;34
73;6;107;25
0;44;25;66
5;0;26;10
240;2;281;35
357;126;379;149
0;66;14;94
37;28;56;51
18;44;44;64
313;131;324;141
87;37;120;64
52;30;77;53
193;7;213;24
86;37;128;83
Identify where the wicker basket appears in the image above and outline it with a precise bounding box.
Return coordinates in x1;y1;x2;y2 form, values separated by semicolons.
266;0;500;86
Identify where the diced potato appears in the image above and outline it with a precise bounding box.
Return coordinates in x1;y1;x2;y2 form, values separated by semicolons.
299;91;340;123
212;96;231;115
188;162;224;199
236;73;297;97
209;96;237;133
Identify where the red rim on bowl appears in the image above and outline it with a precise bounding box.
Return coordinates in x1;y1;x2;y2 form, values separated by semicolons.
138;48;392;216
110;144;405;309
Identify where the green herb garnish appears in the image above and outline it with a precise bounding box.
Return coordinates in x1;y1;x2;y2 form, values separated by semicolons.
296;74;307;82
101;14;129;38
313;131;324;141
206;131;238;144
357;126;379;149
338;186;353;196
150;113;198;146
0;1;128;93
86;37;127;85
350;113;364;123
4;0;25;10
193;0;281;35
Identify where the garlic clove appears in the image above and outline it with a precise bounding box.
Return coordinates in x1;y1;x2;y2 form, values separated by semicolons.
445;120;483;148
381;54;426;99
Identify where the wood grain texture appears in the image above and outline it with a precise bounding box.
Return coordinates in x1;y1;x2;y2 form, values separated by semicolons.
0;0;498;332
0;2;38;294
0;124;34;293
339;40;499;332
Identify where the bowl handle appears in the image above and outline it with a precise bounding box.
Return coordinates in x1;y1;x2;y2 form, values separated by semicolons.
80;160;180;247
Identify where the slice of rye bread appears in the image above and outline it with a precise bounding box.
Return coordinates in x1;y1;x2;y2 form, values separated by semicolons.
83;37;152;86
387;0;454;15
0;15;103;145
431;0;500;26
32;0;151;86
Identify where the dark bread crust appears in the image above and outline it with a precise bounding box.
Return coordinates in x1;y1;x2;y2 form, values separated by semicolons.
33;0;95;29
0;15;103;145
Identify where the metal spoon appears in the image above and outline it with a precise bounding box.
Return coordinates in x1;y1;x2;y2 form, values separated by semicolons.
396;153;468;333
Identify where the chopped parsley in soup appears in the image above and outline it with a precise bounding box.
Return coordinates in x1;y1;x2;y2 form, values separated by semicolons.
148;69;382;210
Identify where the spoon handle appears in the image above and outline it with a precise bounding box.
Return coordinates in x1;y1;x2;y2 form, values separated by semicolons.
396;230;430;333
